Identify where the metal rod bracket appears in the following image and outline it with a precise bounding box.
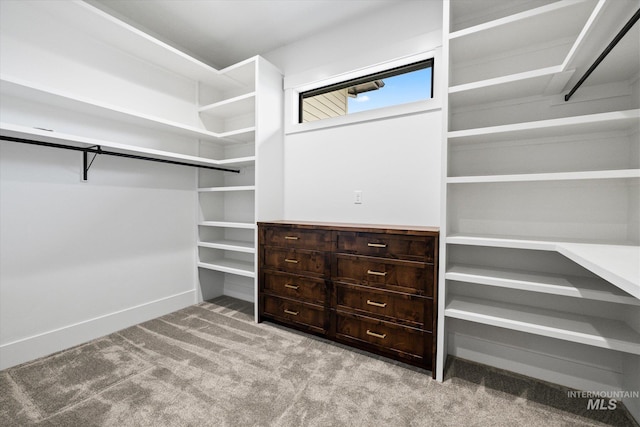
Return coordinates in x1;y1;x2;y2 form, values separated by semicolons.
83;145;101;181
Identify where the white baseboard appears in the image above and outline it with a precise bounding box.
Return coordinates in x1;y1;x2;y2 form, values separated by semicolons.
0;290;196;370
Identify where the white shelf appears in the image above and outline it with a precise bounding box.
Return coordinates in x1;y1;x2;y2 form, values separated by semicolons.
0;122;237;168
446;235;639;300
217;127;257;143
557;243;640;301
198;240;255;254
448;109;640;144
34;0;255;89
450;0;558;33
448;65;574;107
217;156;256;167
198;186;255;192
197;259;255;278
199;93;256;118
445;295;640;355
0;75;224;141
447;169;640;183
446;265;640;306
447;233;575;250
449;0;595;64
199;221;256;230
206;129;255;144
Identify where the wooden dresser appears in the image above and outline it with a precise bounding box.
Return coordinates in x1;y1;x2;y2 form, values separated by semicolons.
258;221;438;376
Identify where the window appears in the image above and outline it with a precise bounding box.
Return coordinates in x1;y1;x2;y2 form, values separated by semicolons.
299;59;433;123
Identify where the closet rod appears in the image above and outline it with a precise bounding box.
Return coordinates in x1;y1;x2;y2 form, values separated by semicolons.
564;7;640;101
0;136;240;178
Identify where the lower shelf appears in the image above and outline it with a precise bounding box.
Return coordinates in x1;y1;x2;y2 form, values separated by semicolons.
446;265;640;305
446;234;640;300
198;240;255;253
445;295;640;355
198;259;255;278
199;221;256;230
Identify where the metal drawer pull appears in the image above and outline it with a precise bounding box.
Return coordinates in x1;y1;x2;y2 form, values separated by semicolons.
284;236;299;240
284;309;299;316
284;284;299;290
367;243;387;248
367;270;387;277
366;330;386;339
284;259;299;264
366;299;387;308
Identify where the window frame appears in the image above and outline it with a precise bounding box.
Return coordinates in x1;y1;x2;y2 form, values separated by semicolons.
298;58;434;124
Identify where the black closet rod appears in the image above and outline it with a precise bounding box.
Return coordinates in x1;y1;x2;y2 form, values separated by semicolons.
0;135;241;176
565;7;640;102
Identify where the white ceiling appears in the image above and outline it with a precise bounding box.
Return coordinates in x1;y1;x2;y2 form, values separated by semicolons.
89;0;398;69
88;0;638;88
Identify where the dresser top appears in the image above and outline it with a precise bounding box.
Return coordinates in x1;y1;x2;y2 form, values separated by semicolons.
258;220;439;236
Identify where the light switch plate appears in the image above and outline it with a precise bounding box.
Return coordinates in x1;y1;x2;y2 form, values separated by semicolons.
354;190;363;204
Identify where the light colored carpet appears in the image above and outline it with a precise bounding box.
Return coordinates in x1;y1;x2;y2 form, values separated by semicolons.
1;296;637;426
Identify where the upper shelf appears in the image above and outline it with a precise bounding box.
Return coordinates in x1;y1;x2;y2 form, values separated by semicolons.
449;0;558;33
448;109;640;144
449;0;597;65
447;0;620;98
447;169;640;184
26;0;256;90
199;93;256;119
0;76;256;143
448;66;575;107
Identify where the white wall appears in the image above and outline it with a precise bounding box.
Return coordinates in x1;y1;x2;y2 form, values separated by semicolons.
0;1;204;369
264;0;444;226
284;112;441;225
0;142;197;369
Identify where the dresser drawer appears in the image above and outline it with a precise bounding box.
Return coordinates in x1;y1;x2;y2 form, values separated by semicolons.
265;227;331;251
335;254;433;296
336;231;435;262
336;312;430;363
335;283;432;330
262;295;327;333
263;271;327;304
263;247;327;276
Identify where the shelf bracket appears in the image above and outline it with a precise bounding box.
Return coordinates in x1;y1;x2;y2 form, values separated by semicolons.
564;7;640;102
83;145;102;181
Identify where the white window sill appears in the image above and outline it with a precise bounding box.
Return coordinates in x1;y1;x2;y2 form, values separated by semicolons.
285;97;442;135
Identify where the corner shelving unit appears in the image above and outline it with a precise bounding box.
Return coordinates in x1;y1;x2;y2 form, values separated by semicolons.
0;0;283;318
195;54;284;309
440;0;640;420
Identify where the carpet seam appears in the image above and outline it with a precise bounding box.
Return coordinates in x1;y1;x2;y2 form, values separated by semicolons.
34;365;157;424
4;371;45;423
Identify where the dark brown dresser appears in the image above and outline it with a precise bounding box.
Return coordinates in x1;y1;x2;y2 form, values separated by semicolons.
258;221;438;377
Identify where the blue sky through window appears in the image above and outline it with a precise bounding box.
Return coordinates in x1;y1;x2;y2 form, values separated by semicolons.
347;67;432;114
